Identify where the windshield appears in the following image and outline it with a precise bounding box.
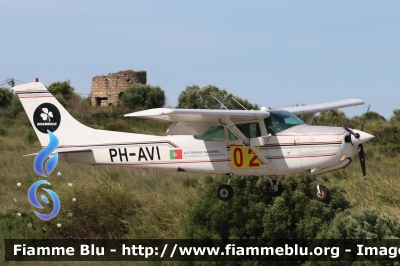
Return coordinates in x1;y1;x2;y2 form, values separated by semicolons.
264;110;304;134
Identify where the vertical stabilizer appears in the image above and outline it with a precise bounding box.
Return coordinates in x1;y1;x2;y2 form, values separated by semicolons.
14;82;101;147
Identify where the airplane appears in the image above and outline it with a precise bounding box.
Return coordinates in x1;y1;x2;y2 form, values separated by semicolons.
13;80;374;202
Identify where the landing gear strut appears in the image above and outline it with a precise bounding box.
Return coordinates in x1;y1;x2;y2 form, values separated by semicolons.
217;174;234;201
313;175;329;201
264;175;284;196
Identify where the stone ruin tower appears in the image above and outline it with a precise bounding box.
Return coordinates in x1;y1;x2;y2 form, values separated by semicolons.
91;70;147;106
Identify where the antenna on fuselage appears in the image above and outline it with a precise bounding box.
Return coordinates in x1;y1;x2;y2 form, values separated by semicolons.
231;97;247;110
214;97;228;110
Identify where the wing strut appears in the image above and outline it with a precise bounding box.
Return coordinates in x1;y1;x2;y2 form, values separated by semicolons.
222;118;250;146
221;118;276;170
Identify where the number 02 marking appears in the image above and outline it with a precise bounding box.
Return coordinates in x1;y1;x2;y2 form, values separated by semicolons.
233;148;243;167
248;148;260;167
230;146;262;169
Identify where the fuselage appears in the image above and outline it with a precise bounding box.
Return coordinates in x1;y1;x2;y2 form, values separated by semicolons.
58;123;371;177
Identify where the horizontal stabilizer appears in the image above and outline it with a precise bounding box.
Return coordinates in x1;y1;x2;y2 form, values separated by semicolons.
23;148;92;157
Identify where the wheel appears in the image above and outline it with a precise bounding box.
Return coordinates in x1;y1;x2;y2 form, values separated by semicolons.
266;181;283;197
217;185;234;201
314;186;329;201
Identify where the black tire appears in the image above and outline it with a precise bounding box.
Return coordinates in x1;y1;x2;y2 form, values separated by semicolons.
217;185;234;201
266;181;283;197
314;186;329;202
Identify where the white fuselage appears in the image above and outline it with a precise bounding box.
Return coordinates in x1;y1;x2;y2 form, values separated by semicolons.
58;124;359;176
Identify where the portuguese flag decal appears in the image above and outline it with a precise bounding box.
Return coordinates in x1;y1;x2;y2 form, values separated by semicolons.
170;149;183;159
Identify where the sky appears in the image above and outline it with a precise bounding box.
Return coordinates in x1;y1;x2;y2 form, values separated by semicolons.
1;0;399;119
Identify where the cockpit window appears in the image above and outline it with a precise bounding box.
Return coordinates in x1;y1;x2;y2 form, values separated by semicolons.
264;110;304;134
194;126;225;141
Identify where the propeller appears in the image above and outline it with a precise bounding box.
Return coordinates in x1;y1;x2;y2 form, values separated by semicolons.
343;105;370;180
343;126;360;139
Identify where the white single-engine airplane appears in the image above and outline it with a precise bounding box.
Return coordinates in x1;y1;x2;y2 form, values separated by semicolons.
14;80;373;202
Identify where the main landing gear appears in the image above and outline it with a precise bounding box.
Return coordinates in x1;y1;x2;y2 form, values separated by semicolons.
217;174;234;201
313;175;329;201
217;174;330;202
217;174;286;201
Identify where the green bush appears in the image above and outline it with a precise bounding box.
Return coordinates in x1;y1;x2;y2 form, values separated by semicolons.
54;93;67;107
361;111;386;122
183;174;350;240
317;207;400;239
25;128;37;144
121;83;165;110
104;121;132;132
0;209;46;239
0;87;14;108
178;84;258;110
313;109;350;127
8;95;24;118
371;126;400;146
0;125;7;136
391;109;400;122
48;80;74;100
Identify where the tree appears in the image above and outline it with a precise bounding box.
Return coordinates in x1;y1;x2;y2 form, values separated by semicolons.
313;109;350;127
316;208;400;239
121;83;165;110
48;80;75;100
54;94;67;108
8;95;24;118
391;109;400;122
0;87;14;108
177;85;202;109
177;85;259;110
361;111;386;121
0;88;23;118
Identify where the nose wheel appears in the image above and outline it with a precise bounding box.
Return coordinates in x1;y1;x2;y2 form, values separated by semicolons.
314;186;329;201
313;175;329;202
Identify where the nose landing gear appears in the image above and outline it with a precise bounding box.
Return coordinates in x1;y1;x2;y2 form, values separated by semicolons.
313;175;329;201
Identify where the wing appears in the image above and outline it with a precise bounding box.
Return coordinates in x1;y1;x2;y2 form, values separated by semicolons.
124;99;363;131
281;99;364;115
124;108;270;122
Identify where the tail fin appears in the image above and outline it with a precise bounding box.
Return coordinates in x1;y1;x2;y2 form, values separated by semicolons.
13;81;99;147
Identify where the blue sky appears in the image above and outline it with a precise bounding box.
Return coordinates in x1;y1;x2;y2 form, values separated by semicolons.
1;0;399;119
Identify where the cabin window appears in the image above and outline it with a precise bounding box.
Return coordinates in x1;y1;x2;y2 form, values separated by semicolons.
264;110;304;134
229;122;261;140
194;126;225;141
